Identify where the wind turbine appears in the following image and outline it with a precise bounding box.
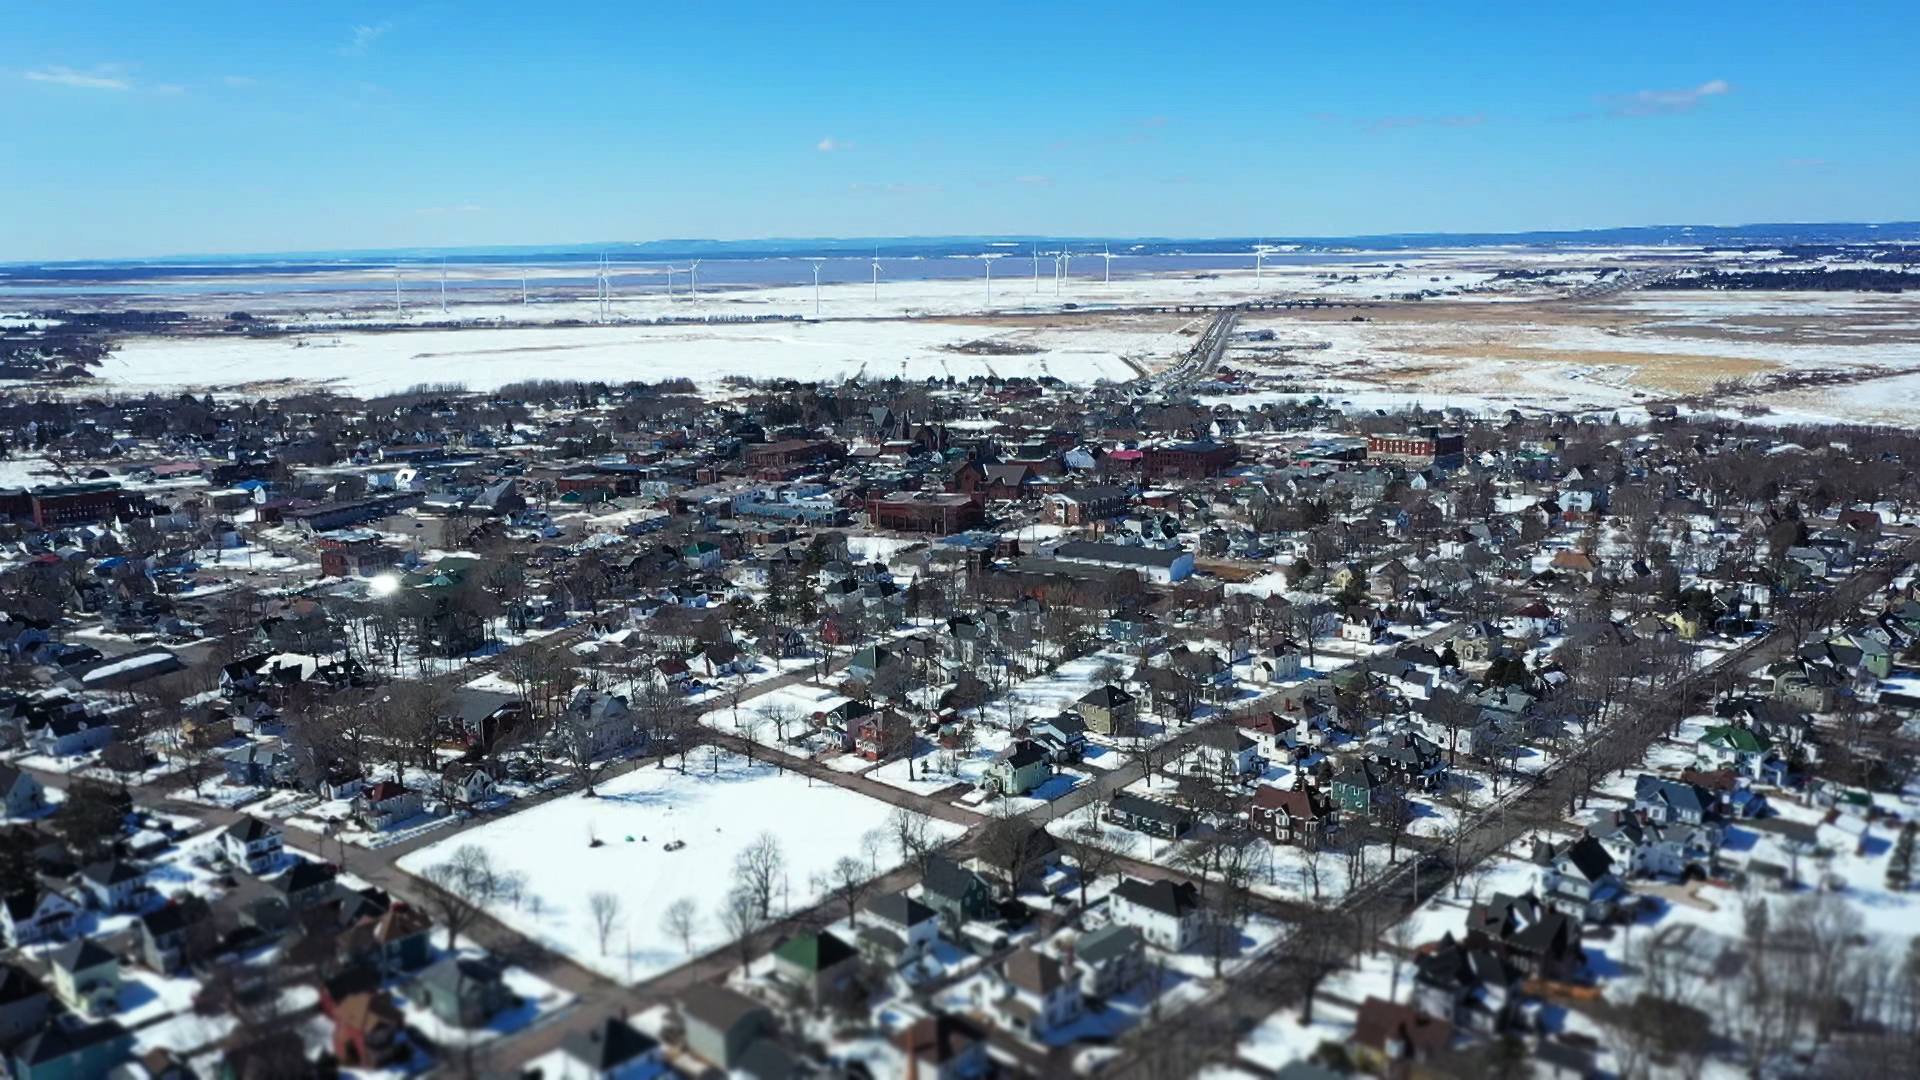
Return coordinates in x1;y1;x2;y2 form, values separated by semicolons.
1061;245;1072;283
688;260;701;297
439;259;448;314
810;259;823;317
663;264;675;297
1253;239;1275;285
871;248;882;302
981;253;1002;310
1102;243;1114;285
1032;245;1041;293
392;265;403;314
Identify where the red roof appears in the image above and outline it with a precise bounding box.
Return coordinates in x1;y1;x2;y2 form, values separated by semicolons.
365;781;408;802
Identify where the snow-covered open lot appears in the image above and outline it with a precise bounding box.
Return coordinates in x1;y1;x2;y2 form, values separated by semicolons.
397;751;964;984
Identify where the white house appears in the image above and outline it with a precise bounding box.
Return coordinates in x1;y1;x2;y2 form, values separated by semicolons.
0;885;81;946
0;766;45;818
440;762;498;808
977;948;1082;1039
857;893;940;968
76;860;151;913
1108;877;1203;952
221;816;284;876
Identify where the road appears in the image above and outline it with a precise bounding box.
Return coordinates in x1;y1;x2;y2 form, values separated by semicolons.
1102;540;1919;1078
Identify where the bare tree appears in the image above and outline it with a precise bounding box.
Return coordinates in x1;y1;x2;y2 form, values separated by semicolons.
888;807;938;873
419;844;497;950
716;885;764;968
661;897;701;955
823;855;871;928
588;891;624;957
1062;815;1136;909
734;832;786;920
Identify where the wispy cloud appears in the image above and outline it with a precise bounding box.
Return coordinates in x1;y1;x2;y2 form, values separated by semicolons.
24;65;131;90
1009;174;1052;186
223;75;257;88
415;205;485;216
1598;79;1730;119
340;22;391;56
816;137;853;152
846;182;943;195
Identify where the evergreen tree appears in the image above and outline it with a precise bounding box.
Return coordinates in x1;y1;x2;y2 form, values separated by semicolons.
1888;821;1915;892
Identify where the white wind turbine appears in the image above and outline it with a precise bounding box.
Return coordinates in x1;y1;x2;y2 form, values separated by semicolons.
439;259;448;314
810;259;824;317
1253;239;1277;285
1032;244;1041;293
871;248;882;302
392;265;403;315
1102;243;1114;285
688;259;701;297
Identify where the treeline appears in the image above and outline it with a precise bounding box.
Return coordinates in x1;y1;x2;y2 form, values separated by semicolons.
1653;267;1920;292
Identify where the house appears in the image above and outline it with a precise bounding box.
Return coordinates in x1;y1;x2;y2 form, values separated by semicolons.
1633;774;1714;826
353;781;425;831
1073;685;1137;737
221;817;284;876
676;985;776;1072
1350;997;1452;1078
275;859;343;910
771;931;859;1005
0;965;49;1045
554;1015;665;1080
982;740;1052;798
1024;713;1088;764
1412;935;1521;1034
1535;836;1625;923
1072;923;1145;998
329;990;407;1068
136;901;208;975
897;1014;989;1080
1464;892;1581;980
0;766;45;817
404;955;519;1029
979;948;1082;1038
1696;725;1773;781
30;715;115;759
1329;761;1387;818
439;762;498;808
338;906;434;976
857;893;939;968
10;1017;132;1080
1;885;81;947
221;739;296;788
1249;784;1335;846
48;939;119;1018
1192;727;1261;778
920;855;996;931
1105;791;1193;840
852;710;913;762
1588;809;1720;881
1108;877;1202;952
76;860;150;913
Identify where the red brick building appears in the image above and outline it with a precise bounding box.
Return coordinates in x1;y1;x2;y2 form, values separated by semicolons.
1366;430;1465;467
1141;440;1237;480
866;491;985;534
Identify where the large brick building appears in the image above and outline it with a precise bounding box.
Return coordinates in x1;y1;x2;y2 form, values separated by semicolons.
866;491;985;534
0;482;133;527
744;439;846;479
1141;440;1237;480
1366;430;1465;468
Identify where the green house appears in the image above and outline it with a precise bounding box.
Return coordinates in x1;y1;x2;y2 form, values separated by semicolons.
1329;761;1385;818
12;1018;132;1080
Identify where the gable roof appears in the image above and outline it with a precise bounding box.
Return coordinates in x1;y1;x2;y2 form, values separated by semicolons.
562;1015;659;1071
773;930;857;973
1111;876;1199;918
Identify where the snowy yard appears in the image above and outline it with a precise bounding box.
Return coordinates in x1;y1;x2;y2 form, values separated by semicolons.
397;751;964;984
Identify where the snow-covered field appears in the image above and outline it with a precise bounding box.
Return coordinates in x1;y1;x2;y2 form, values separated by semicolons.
396;751;964;985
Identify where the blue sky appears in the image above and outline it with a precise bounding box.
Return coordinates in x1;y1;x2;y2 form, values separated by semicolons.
4;1;1916;260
